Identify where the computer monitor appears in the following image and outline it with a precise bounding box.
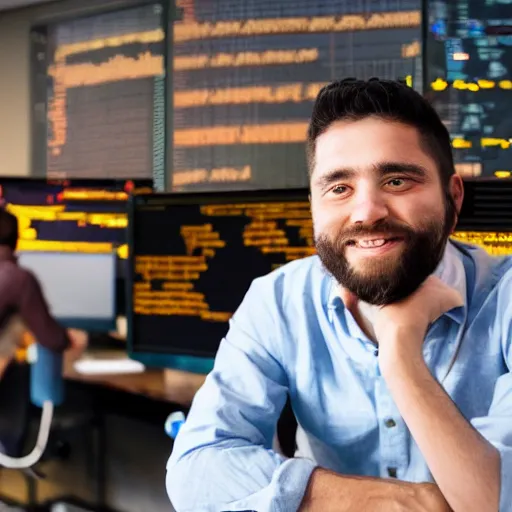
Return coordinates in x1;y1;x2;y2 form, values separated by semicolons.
18;251;116;332
0;177;152;316
127;180;512;371
451;178;512;255
425;0;511;178
127;189;313;372
0;177;152;277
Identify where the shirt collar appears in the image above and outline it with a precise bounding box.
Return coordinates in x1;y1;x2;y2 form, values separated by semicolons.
434;241;467;323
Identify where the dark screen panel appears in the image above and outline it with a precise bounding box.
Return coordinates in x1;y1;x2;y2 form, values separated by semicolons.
45;4;165;184
426;0;512;178
171;0;422;191
129;190;313;356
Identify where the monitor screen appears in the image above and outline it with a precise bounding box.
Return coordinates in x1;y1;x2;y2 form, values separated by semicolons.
0;178;152;278
171;0;422;192
128;181;512;359
450;178;512;256
128;189;313;358
18;251;116;332
426;0;512;178
34;3;165;183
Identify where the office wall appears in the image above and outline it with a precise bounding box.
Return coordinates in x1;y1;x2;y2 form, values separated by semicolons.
0;0;155;177
0;10;31;176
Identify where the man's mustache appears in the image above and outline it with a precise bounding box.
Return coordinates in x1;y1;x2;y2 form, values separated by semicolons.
334;221;414;246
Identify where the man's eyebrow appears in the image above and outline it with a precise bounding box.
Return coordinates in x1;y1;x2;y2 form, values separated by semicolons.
313;162;429;189
313;168;355;189
376;162;429;178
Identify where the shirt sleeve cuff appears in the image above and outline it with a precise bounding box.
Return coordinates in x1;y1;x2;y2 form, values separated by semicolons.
271;457;318;511
493;442;512;512
224;457;317;512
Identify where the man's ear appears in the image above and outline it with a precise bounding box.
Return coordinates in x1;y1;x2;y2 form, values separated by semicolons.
449;174;464;214
448;174;464;233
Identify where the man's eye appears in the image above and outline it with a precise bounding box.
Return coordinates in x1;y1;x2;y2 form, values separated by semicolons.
386;178;408;188
332;185;348;194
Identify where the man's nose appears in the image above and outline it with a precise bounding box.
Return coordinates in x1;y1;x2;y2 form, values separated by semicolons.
349;188;389;225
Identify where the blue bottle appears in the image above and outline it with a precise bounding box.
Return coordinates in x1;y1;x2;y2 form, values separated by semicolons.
30;344;65;408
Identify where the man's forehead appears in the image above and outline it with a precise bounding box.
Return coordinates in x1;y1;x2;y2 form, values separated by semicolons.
313;120;436;177
316;119;423;151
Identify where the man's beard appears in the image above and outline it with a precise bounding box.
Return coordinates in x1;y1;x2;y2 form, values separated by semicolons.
315;201;455;306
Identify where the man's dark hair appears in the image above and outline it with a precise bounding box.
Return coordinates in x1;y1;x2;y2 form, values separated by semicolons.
0;208;19;250
306;78;455;187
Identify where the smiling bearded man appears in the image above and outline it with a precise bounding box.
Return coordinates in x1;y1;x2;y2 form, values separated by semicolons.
166;79;510;512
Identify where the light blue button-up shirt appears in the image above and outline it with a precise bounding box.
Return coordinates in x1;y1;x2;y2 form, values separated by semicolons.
166;241;512;512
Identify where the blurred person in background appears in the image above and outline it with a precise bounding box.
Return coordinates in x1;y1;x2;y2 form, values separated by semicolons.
0;208;87;379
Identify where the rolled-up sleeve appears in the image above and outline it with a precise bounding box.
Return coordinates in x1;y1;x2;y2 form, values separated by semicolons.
471;371;512;512
469;269;512;511
166;279;317;512
495;442;512;512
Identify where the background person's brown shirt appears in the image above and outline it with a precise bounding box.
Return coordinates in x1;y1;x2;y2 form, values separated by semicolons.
0;247;70;353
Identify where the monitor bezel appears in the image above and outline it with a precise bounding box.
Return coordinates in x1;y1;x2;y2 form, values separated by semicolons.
126;187;310;361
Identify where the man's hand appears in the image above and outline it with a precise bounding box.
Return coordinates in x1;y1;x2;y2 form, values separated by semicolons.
340;275;463;373
66;328;88;354
300;468;452;511
374;275;463;341
370;276;463;375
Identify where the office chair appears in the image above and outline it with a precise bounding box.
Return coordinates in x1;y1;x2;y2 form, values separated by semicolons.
0;361;41;508
0;343;71;511
276;396;298;458
0;346;102;512
28;346;104;512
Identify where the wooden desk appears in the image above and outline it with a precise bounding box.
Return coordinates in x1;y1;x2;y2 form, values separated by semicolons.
60;350;207;511
63;350;206;408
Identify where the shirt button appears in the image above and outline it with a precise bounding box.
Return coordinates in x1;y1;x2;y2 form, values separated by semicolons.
385;418;396;428
387;467;398;478
373;349;379;356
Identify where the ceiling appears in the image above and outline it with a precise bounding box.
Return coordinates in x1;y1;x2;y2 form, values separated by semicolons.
0;0;56;11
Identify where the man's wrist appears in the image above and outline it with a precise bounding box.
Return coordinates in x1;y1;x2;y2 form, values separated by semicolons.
378;328;427;381
382;354;429;388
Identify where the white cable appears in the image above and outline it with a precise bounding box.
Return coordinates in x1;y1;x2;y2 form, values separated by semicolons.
0;400;53;469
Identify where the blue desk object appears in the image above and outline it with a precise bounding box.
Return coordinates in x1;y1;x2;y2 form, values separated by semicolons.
0;344;61;469
30;344;64;408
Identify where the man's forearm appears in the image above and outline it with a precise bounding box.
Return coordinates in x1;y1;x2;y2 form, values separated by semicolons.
383;352;500;512
299;467;450;511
